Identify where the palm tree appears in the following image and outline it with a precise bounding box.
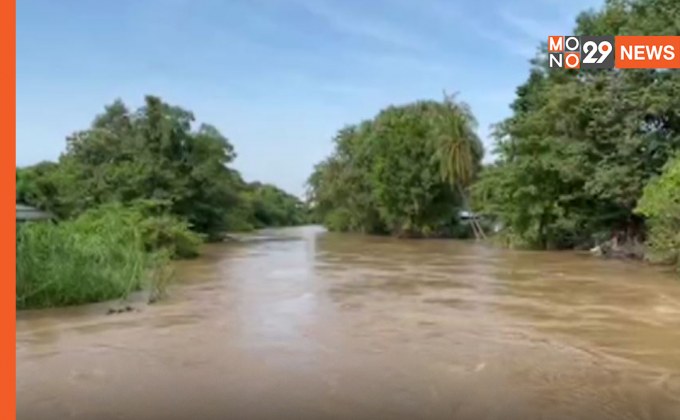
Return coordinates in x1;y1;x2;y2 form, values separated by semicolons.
434;93;486;240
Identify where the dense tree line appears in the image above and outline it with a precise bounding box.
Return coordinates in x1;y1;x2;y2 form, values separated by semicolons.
307;0;680;272
307;96;484;238
472;0;680;256
17;96;309;308
17;96;307;242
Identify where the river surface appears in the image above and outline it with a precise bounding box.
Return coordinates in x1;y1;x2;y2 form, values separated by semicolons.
16;226;680;420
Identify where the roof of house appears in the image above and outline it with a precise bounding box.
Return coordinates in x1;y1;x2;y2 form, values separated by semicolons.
459;210;477;219
16;203;53;221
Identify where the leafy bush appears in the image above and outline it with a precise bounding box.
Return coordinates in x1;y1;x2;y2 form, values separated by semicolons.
16;209;157;309
636;156;680;269
78;201;203;259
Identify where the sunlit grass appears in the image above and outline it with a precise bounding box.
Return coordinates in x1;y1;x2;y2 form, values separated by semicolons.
16;209;169;309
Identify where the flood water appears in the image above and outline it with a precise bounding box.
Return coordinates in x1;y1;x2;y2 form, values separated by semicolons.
16;226;680;420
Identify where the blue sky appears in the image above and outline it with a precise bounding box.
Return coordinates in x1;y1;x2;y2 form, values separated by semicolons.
17;0;601;197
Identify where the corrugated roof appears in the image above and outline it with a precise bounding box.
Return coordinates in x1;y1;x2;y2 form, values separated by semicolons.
16;203;53;221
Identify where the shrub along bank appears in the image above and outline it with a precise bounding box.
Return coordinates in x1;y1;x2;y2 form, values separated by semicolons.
636;155;680;271
17;207;158;309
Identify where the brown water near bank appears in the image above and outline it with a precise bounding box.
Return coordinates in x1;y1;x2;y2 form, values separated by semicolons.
17;226;680;420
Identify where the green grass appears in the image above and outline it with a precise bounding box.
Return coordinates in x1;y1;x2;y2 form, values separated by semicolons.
81;201;204;259
16;208;163;309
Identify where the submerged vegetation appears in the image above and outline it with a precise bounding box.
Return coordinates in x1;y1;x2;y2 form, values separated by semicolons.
16;96;307;309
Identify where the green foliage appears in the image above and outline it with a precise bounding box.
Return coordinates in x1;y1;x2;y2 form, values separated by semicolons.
17;96;307;240
472;0;680;250
53;96;241;239
16;208;162;309
636;156;680;267
76;201;203;259
308;97;483;237
245;182;307;228
16;162;70;218
15;96;308;309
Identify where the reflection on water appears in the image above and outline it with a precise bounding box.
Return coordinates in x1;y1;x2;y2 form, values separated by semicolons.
17;226;680;420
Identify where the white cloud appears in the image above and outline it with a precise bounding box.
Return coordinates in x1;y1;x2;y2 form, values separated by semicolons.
466;19;539;59
290;0;428;51
498;9;554;41
385;0;538;59
350;51;454;78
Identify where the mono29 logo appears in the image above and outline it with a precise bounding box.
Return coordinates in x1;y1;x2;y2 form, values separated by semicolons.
548;36;615;69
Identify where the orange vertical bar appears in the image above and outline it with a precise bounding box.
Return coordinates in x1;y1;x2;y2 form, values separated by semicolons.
1;0;16;418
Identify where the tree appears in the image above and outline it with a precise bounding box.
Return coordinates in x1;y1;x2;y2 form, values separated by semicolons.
16;95;307;240
308;97;484;238
472;0;680;249
434;93;485;238
636;155;680;267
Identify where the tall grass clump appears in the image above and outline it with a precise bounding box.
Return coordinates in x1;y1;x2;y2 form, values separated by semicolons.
80;201;203;259
16;208;155;309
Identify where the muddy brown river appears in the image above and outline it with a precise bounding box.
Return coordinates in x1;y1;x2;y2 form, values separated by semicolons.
16;226;680;420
